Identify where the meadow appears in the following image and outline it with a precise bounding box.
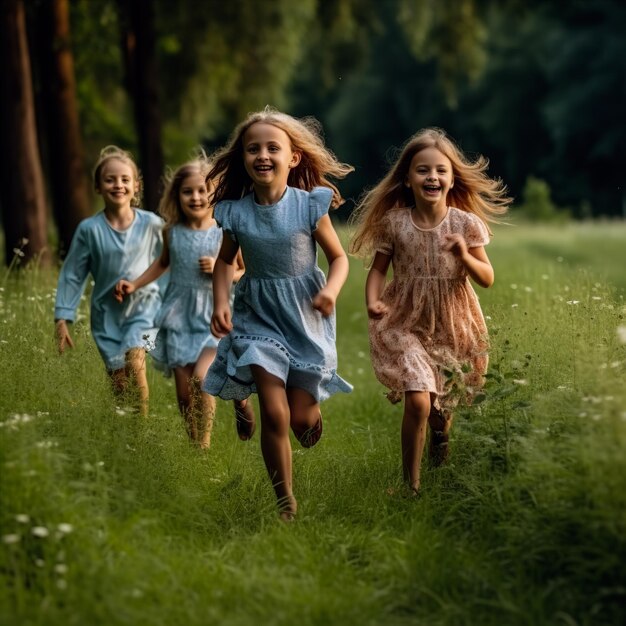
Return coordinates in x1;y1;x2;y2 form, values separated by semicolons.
1;221;625;626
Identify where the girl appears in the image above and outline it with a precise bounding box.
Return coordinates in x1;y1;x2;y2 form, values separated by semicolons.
350;127;511;495
55;145;164;416
203;107;353;520
114;156;254;449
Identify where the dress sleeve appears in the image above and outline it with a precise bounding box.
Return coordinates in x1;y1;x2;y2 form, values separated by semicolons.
308;187;333;231
464;213;490;248
373;214;394;257
54;222;91;322
213;201;237;242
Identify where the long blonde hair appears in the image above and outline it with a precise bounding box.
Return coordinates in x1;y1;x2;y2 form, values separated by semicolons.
93;145;142;207
158;153;213;227
349;127;511;257
208;107;354;209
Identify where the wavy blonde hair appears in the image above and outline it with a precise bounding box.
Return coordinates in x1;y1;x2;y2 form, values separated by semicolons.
349;128;511;258
92;145;142;208
208;107;354;209
158;152;213;227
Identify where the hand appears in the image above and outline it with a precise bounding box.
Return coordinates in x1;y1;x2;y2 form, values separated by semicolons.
442;233;469;259
114;279;135;303
55;319;75;354
199;256;216;274
211;306;233;337
367;299;389;319
312;287;336;317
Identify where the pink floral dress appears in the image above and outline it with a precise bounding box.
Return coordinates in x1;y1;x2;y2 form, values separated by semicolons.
369;206;490;408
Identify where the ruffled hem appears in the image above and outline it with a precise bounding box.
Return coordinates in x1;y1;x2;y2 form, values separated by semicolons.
149;328;219;377
203;333;352;402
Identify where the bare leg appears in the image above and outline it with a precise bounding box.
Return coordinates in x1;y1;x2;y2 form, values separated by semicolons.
174;364;195;440
189;375;215;449
108;367;128;399
401;391;430;493
192;349;217;449
125;348;149;417
288;387;322;448
250;365;296;520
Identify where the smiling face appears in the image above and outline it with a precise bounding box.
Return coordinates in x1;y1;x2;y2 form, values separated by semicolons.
242;122;300;194
96;158;138;209
178;172;210;224
406;147;454;209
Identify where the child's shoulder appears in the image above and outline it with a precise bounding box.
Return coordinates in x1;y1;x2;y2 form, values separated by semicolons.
134;208;164;225
447;207;483;226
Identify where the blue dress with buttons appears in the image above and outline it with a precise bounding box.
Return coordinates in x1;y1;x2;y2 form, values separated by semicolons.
203;186;352;402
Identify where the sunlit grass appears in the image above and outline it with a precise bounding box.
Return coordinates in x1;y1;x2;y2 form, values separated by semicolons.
1;222;625;625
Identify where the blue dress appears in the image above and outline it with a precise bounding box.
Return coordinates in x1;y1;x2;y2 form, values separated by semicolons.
54;209;164;371
151;223;222;374
203;186;352;402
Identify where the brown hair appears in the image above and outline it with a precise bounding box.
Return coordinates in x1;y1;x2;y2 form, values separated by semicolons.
158;152;213;227
92;145;142;208
208;107;354;209
350;127;511;258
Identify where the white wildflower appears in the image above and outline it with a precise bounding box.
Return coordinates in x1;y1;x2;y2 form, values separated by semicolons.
54;564;68;575
513;379;528;385
15;514;30;524
2;534;20;544
511;303;518;308
57;523;74;535
31;526;49;538
566;300;580;305
510;284;518;290
617;326;626;345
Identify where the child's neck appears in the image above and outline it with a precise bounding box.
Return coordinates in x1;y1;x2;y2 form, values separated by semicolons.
253;184;288;206
104;204;134;230
411;200;448;229
185;214;214;230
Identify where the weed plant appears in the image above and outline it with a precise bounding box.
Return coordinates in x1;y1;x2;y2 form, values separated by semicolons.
0;222;625;625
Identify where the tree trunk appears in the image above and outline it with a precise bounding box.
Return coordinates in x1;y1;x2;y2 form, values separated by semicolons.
0;0;49;268
118;0;164;213
30;0;91;258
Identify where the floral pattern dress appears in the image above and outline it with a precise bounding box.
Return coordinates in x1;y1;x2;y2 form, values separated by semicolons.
369;206;490;408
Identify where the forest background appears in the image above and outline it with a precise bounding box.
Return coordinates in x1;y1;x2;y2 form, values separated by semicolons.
1;0;625;267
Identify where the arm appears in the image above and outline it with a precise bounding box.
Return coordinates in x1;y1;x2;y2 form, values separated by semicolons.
365;251;392;319
311;214;349;317
442;234;494;288
54;224;90;353
211;236;239;337
232;249;246;283
114;230;170;302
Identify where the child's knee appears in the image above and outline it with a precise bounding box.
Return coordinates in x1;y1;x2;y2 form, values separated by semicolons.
404;392;430;419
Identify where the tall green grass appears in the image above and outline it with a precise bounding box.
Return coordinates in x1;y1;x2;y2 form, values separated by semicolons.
1;222;625;625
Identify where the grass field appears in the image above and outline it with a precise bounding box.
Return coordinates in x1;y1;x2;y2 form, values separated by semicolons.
1;221;625;625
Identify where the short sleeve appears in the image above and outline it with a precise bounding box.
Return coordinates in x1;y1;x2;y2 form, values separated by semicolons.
373;214;394;257
213;200;237;242
464;213;490;248
308;187;333;231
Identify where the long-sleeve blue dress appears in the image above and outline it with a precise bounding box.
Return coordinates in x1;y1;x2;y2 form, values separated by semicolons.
54;209;164;371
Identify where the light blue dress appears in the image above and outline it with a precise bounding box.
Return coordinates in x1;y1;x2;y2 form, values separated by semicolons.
54;209;164;371
151;223;222;374
203;186;352;402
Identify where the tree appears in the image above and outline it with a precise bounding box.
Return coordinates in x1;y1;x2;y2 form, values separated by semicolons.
118;0;165;212
29;0;91;257
0;0;49;267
